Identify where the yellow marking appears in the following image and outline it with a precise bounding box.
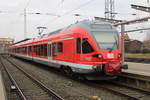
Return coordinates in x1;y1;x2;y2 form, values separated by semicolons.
51;39;63;42
51;37;74;42
91;96;101;100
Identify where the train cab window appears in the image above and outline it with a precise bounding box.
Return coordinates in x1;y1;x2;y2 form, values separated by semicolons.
82;38;94;53
76;38;94;54
57;42;63;53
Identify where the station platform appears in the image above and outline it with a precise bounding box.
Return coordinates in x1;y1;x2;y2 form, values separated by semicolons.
0;71;6;100
123;62;150;76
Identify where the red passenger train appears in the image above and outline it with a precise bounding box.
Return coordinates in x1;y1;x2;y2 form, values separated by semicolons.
8;20;128;80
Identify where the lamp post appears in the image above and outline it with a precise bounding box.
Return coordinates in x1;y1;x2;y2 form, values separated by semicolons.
74;14;82;22
24;9;27;39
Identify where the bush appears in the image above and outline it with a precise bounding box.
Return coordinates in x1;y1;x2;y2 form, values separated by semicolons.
142;49;150;54
135;50;141;53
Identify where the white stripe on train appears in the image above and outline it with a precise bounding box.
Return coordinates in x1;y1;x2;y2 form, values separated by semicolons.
11;53;95;74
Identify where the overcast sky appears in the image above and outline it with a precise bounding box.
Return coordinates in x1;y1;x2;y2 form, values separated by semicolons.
0;0;150;42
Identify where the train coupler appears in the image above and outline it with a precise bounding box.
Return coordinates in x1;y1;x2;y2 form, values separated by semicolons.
92;65;103;71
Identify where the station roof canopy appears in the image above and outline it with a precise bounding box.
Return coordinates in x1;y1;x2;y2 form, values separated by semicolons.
131;4;150;13
13;38;31;45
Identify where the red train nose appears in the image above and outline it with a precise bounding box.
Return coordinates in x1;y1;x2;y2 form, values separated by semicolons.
104;62;121;75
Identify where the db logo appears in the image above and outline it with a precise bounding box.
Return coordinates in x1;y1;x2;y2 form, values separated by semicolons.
107;53;114;58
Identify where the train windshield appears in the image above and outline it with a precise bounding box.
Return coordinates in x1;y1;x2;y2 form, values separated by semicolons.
92;31;119;50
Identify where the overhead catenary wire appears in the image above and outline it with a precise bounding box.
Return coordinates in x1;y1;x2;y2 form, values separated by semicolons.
31;0;65;36
43;0;94;26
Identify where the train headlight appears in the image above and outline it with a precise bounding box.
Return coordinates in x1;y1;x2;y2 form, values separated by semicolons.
118;53;122;58
98;54;103;58
92;54;103;59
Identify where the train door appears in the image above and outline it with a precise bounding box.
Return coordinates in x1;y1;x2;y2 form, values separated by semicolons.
63;38;76;62
52;42;57;59
75;38;94;62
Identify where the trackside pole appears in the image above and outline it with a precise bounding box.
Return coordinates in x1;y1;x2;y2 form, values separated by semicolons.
121;25;125;63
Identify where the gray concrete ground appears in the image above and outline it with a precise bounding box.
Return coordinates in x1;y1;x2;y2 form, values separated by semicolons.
123;62;150;76
0;71;6;100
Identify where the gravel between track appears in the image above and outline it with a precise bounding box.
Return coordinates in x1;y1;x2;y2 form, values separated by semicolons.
2;58;53;100
10;56;130;100
0;58;21;100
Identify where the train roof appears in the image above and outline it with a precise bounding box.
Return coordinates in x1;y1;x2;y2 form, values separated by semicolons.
68;20;117;31
10;20;117;48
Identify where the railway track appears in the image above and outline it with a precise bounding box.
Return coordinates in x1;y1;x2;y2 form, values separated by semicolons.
0;56;64;100
84;80;150;100
99;82;149;100
5;55;150;100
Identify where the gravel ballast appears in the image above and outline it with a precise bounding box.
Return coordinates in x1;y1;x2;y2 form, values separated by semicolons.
10;56;129;100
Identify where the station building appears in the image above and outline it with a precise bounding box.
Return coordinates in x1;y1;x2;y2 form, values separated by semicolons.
125;40;143;53
0;38;14;53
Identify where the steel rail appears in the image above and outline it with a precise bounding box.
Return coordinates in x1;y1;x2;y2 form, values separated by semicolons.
5;57;64;100
0;56;27;100
111;81;150;95
84;81;145;100
93;84;142;100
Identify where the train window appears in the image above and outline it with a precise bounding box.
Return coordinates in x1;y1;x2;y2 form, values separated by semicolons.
34;46;37;55
17;48;19;53
28;46;32;54
48;44;51;57
22;47;24;54
82;39;94;53
34;46;36;55
25;47;27;54
40;45;44;56
16;48;18;53
76;38;81;53
37;45;40;56
43;44;47;56
57;42;63;52
34;45;40;56
34;44;48;56
21;47;27;54
14;48;17;53
21;47;23;53
76;38;94;54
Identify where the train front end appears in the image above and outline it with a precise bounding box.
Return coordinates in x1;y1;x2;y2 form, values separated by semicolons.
89;21;128;77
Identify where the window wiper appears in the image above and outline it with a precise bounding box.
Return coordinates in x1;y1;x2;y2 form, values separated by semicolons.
107;48;113;52
110;35;118;52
